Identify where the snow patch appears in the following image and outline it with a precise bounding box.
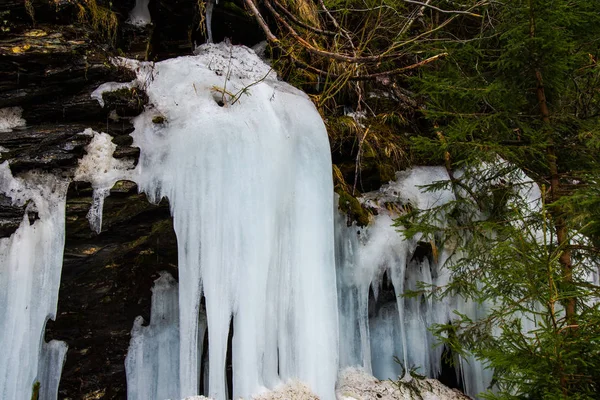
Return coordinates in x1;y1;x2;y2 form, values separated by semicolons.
91;81;135;107
337;368;469;400
192;42;277;84
0;107;26;132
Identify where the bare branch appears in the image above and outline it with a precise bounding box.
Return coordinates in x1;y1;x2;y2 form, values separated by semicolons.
243;0;278;42
272;0;338;36
265;0;397;62
401;0;483;17
290;52;448;80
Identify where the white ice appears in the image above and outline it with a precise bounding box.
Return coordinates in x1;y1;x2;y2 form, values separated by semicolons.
126;272;180;400
336;167;493;398
123;43;338;400
0;162;69;400
128;0;151;27
74;129;133;233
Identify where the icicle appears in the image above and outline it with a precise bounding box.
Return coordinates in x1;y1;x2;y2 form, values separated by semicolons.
205;0;215;43
0;163;69;400
74;129;133;234
37;340;68;400
87;187;110;234
126;272;180;400
369;303;402;380
128;0;151;27
336;167;486;389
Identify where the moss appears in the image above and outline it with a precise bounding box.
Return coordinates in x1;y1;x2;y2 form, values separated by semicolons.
31;381;40;400
152;115;166;124
102;87;148;117
76;0;118;44
335;188;370;227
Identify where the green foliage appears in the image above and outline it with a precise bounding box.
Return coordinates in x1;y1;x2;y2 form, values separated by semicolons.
402;0;600;398
75;0;118;44
30;381;40;400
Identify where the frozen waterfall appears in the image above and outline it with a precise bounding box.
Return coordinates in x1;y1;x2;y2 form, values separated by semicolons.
335;167;493;397
125;43;338;400
0;42;505;400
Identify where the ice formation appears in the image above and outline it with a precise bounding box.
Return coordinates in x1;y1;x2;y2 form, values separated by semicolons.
74;129;133;233
126;272;181;400
121;43;338;400
205;0;216;43
336;167;492;397
128;0;151;27
0;163;68;400
0;106;26;132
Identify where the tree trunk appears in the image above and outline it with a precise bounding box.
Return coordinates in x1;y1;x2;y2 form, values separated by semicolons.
529;1;575;325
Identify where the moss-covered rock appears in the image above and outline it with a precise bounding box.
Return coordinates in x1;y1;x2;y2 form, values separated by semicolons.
102;87;148;117
336;188;370;227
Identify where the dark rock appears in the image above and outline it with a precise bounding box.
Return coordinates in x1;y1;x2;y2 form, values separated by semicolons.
0;193;38;238
0;25;135;109
46;181;178;399
0;124;92;174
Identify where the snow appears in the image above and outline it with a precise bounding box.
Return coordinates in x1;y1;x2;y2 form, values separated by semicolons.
124;42;338;400
128;0;151;27
0;162;69;400
0;106;26;132
73;129;133;233
182;381;318;400
336;368;469;400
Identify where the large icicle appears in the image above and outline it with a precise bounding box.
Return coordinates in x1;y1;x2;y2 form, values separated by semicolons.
126;43;338;400
126;272;181;400
0;163;69;400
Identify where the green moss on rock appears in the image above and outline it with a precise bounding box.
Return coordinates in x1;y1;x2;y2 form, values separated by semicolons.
152;115;166;124
30;381;40;400
102;87;148;117
336;188;370;227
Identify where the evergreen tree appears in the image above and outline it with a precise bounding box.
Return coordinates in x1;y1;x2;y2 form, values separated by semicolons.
401;0;600;397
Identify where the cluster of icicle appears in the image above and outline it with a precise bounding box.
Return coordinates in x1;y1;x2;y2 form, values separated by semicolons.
0;162;69;399
335;167;493;397
0;113;132;398
0;42;523;400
